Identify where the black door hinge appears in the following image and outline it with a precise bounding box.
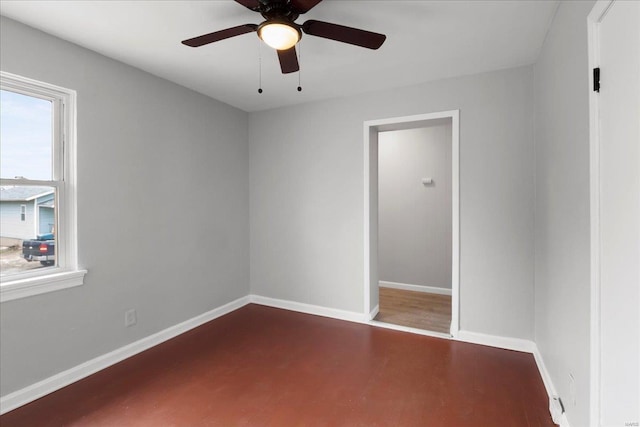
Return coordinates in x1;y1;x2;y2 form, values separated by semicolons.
594;67;600;92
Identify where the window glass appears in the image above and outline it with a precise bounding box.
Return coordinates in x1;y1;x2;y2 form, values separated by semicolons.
0;89;53;180
0;186;57;276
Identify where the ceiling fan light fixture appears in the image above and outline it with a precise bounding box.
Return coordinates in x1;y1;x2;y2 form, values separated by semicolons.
258;22;301;50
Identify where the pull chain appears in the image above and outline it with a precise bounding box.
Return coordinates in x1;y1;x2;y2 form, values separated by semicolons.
297;41;302;92
258;40;263;94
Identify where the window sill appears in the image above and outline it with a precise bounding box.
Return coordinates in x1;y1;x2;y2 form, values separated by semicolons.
0;269;87;303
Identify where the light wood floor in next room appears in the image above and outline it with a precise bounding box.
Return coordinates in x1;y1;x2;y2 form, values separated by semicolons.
375;287;452;333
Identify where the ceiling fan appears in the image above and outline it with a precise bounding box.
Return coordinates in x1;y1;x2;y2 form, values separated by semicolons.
181;0;387;74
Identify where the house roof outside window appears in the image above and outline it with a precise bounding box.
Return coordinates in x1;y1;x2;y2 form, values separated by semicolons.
0;186;54;202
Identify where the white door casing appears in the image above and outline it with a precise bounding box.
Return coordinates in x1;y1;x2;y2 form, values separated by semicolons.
588;1;640;425
363;110;460;336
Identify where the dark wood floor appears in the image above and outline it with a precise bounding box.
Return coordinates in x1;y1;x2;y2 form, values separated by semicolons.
375;287;452;333
1;304;554;426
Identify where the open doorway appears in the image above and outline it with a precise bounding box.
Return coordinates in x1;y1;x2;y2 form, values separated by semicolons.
376;120;452;333
363;111;459;337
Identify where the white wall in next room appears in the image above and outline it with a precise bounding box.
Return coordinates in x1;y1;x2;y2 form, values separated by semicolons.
378;122;452;291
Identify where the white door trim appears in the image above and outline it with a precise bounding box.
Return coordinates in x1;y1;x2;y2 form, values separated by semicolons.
363;110;460;337
587;1;614;425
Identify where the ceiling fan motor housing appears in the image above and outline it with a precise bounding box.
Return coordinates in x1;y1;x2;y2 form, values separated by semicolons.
257;0;301;22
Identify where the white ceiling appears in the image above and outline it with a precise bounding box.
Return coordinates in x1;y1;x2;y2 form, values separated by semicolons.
0;0;558;112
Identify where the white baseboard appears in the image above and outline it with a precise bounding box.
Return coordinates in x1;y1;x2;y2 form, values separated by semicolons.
533;346;557;404
533;346;571;427
455;330;536;353
455;331;568;426
379;281;452;296
251;295;447;340
368;304;379;320
249;294;367;323
0;295;251;415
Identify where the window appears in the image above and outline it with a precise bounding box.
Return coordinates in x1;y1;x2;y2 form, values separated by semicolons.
0;71;86;302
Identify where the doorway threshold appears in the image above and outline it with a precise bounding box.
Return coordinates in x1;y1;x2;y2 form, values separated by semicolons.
367;319;451;340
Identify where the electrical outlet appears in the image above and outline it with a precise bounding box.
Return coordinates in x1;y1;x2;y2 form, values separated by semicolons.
569;373;576;406
125;309;137;327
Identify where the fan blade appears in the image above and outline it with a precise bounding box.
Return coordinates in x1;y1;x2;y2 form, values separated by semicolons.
290;0;323;14
182;24;257;47
302;20;386;50
277;47;299;74
234;0;261;11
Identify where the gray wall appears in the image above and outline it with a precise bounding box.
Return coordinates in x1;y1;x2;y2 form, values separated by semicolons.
0;17;249;396
533;2;595;427
250;66;535;339
378;123;452;289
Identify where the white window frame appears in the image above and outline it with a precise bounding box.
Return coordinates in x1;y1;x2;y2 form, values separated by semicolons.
0;71;86;302
20;204;26;222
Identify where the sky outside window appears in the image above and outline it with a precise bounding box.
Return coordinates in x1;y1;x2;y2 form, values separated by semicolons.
0;89;53;181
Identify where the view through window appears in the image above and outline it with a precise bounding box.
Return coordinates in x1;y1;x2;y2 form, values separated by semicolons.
0;89;57;276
